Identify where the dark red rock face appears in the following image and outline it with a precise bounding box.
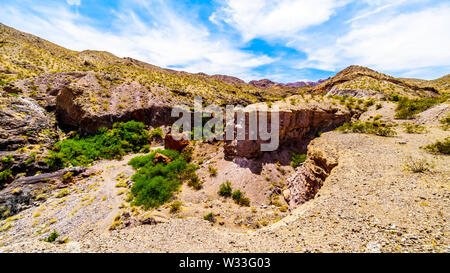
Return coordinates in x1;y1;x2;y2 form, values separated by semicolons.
164;133;191;152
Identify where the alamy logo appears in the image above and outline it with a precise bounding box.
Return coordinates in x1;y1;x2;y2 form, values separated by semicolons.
171;97;280;152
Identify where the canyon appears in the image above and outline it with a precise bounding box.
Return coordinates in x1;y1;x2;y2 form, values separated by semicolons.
0;23;449;253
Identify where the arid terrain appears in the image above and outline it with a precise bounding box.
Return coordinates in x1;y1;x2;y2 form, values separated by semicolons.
0;24;449;253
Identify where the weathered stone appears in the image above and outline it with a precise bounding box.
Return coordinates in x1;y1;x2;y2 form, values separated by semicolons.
0;167;87;219
164;133;190;152
282;189;291;201
286;140;338;209
0;93;57;151
153;153;172;165
224;102;351;159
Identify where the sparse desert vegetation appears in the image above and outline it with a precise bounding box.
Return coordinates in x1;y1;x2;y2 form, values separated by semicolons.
423;138;450;155
337;121;397;136
0;22;449;254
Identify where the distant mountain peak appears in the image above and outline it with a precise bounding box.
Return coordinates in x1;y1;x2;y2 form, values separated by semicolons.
248;78;327;89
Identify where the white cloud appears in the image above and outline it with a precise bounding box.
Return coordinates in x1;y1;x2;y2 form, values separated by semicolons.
0;1;273;81
66;0;81;6
212;0;349;41
300;3;450;76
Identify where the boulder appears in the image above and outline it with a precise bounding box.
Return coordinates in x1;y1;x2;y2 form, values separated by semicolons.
164;133;190;152
282;189;291;201
153;153;172;165
139;212;169;225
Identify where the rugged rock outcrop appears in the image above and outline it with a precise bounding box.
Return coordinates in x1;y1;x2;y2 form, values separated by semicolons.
0;93;57;151
327;87;384;99
164;133;190;152
286;139;339;208
3;72;88;110
312;65;440;98
0;167;88;219
54;72;176;134
224;99;351;159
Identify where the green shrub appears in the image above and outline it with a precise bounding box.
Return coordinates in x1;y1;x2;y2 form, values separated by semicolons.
208;165;218;177
62;172;74;182
203;212;216;223
1;154;14;165
0;170;13;185
218;181;232;197
46;121;150;168
423;138;450;155
337;121;397;137
128;149;199;209
404;158;432;173
395;97;438;119
170;201;182;213
291;153;306;168
44;230;59;243
180;146;194;162
232;190;250;207
365;99;375;107
376;103;383;110
149;127;164;139
440;114;450;130
183;163;202;190
403;124;427;134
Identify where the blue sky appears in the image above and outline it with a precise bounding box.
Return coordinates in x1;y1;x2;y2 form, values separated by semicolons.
1;0;449;82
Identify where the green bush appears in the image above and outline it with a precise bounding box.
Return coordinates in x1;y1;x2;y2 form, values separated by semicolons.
365;99;375;107
337;121;397;137
208;165;218;177
0;170;13;185
170;201;182;213
1;154;14;165
203;212;216;223
440;114;450;130
149;127;164;139
44;230;59;243
180;146;194;162
128;149;199;209
46;121;150;168
404;158;432;173
291;153;306;168
183;163;202;190
403;124;427;134
395;97;438;119
218;181;232;197
423;138;450;155
232;190;250;207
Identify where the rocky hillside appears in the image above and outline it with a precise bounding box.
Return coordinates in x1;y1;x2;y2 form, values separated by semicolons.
0;23;449;253
0;23;300;106
312;65;445;99
248;78;326;89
